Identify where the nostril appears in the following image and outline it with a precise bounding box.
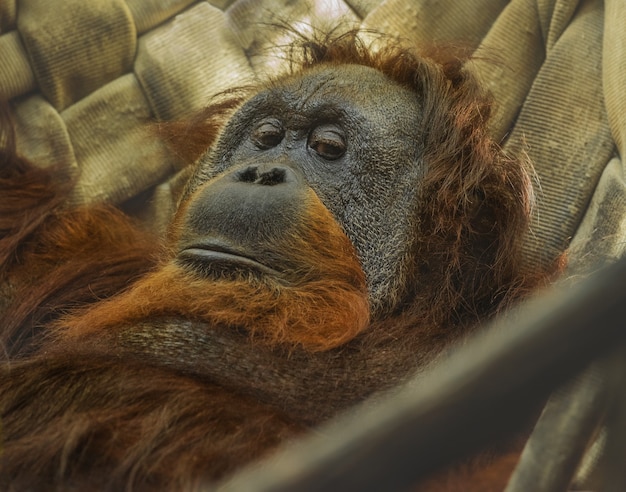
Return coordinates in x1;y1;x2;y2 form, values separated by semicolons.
236;166;292;186
256;168;286;186
238;167;259;183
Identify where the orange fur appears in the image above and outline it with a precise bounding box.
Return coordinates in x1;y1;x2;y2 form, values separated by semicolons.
155;94;249;165
57;190;369;352
417;447;524;491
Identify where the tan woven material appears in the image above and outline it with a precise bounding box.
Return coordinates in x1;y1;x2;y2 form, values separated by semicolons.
1;0;623;271
500;0;614;270
17;0;137;110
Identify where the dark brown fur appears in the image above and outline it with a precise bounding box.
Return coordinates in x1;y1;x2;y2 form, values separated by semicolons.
0;31;561;491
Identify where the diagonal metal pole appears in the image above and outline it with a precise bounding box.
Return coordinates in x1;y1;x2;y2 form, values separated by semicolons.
217;256;626;492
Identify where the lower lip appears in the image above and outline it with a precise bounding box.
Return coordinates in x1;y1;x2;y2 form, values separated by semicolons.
178;248;281;277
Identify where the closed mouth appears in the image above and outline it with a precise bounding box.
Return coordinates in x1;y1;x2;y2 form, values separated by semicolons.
177;240;281;277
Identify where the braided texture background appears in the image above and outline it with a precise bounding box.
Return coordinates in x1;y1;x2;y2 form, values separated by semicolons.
1;0;625;272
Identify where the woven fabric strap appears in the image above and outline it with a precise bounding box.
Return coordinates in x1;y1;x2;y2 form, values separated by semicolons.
1;0;623;270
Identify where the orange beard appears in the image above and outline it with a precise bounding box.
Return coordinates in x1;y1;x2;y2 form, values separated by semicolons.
57;191;370;352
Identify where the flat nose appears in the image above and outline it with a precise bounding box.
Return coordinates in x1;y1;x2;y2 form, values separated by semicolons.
177;162;309;248
234;164;301;186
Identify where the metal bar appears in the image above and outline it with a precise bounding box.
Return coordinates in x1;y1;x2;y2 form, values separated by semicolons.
218;256;626;492
505;361;610;492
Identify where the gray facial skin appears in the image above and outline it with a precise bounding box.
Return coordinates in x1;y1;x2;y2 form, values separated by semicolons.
185;64;427;316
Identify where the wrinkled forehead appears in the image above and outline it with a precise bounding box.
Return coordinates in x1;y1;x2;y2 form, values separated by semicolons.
249;63;421;123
